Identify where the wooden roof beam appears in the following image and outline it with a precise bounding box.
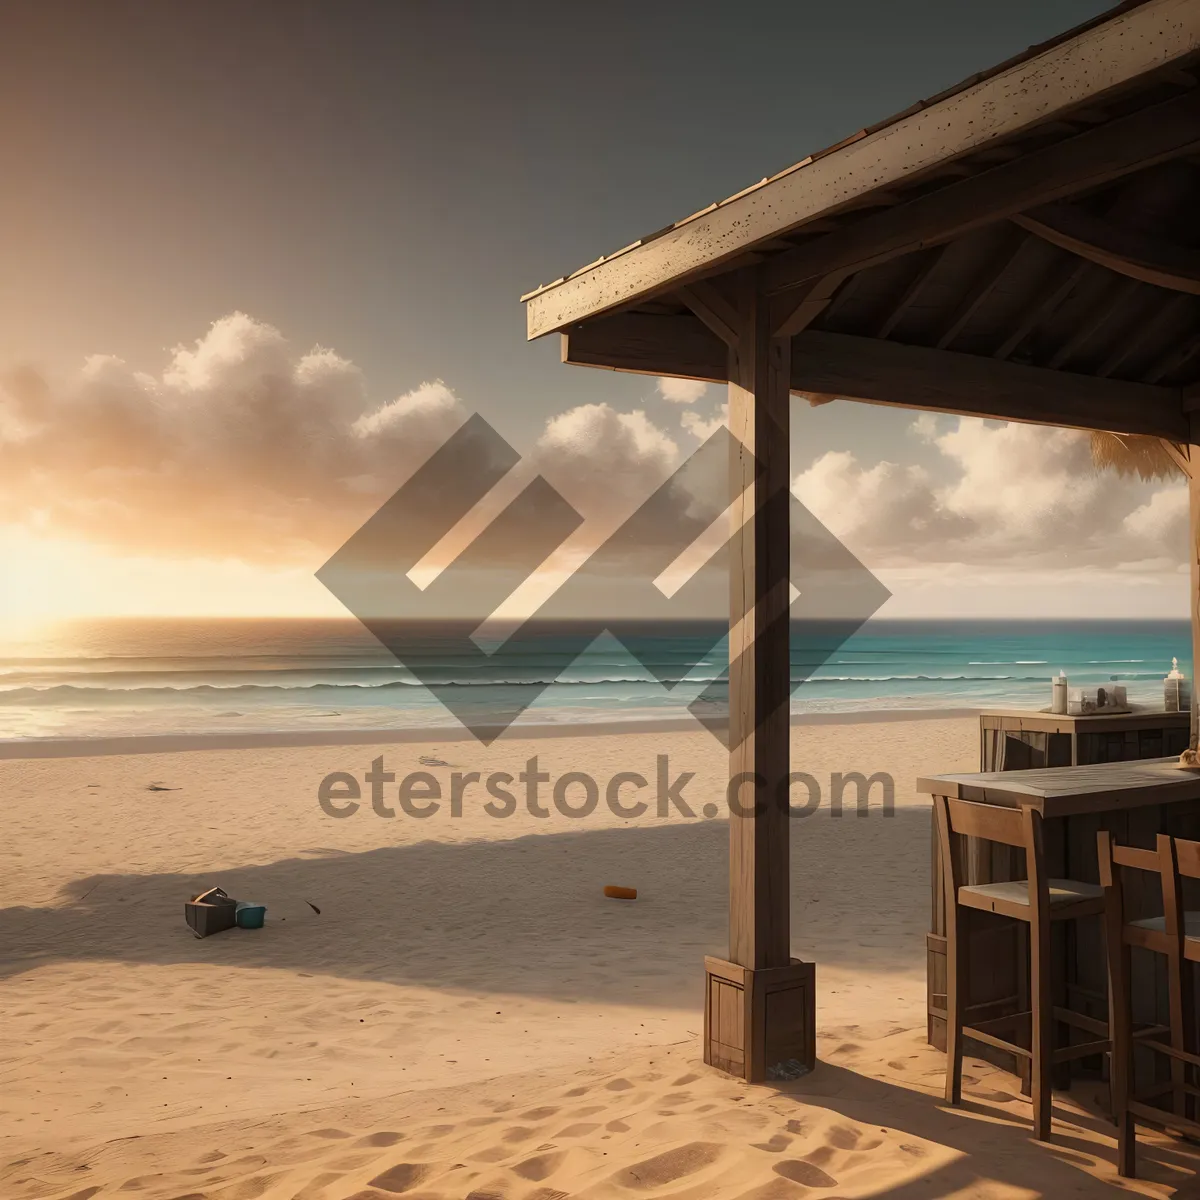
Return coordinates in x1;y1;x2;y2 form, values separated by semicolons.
561;312;1188;439
934;231;1028;350
993;259;1091;360
524;2;1200;338
1013;201;1200;294
875;246;950;338
790;330;1187;439
1096;292;1192;377
762;88;1200;297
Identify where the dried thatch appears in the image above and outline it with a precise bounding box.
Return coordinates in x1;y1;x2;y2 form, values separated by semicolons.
1089;432;1187;482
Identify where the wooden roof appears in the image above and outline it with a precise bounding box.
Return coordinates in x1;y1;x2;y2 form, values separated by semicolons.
522;0;1200;439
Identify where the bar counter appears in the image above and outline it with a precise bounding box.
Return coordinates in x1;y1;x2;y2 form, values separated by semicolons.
920;758;1200;1072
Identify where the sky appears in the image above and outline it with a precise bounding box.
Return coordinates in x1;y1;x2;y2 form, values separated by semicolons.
0;0;1188;621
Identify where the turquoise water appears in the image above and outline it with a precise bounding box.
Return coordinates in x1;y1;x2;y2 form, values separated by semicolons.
0;618;1191;740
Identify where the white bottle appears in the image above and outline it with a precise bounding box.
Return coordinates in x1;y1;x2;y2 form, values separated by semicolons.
1165;658;1184;713
1051;671;1067;715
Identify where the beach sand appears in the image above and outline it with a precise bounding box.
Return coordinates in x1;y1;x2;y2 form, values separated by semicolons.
1;715;1196;1198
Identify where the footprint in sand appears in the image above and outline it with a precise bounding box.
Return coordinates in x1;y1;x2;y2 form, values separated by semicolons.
751;1133;793;1152
356;1131;405;1147
368;1161;434;1192
520;1105;560;1120
605;1077;634;1091
470;1145;513;1164
826;1125;864;1151
737;1181;816;1200
605;1119;631;1132
672;1073;700;1085
556;1122;601;1137
774;1159;839;1187
568;1104;605;1118
612;1142;725;1189
513;1150;566;1180
502;1126;537;1143
307;1127;352;1140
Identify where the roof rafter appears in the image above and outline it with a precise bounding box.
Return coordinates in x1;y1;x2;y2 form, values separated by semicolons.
523;0;1200;338
760;88;1200;297
561;312;1188;439
1013;200;1200;294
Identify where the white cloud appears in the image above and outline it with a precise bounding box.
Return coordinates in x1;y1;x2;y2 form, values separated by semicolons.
0;314;689;567
656;377;709;404
680;402;728;441
793;417;1187;572
0;313;480;564
532;403;679;527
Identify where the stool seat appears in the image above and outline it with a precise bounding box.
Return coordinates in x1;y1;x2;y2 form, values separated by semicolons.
1130;910;1200;936
961;878;1104;912
935;794;1109;1142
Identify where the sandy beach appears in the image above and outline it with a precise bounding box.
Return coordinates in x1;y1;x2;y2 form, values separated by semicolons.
2;714;1197;1198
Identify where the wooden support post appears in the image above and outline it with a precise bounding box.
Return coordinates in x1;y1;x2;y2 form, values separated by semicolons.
1170;420;1200;752
703;272;814;1083
1189;457;1200;752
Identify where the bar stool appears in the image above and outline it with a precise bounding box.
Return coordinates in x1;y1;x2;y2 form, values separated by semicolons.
1098;831;1200;1178
934;795;1110;1140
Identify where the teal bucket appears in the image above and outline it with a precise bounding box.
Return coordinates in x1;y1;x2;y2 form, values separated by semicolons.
235;901;266;929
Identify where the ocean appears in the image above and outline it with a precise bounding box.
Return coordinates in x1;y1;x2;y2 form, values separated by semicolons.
0;617;1191;742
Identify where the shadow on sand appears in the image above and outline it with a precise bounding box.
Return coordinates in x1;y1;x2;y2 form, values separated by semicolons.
0;805;927;1006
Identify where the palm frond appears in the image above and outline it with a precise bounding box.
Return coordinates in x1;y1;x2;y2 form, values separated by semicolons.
1089;432;1186;482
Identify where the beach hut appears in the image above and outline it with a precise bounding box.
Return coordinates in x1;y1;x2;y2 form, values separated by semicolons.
521;0;1200;1082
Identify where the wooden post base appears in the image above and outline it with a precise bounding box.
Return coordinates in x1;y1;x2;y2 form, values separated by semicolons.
703;956;815;1082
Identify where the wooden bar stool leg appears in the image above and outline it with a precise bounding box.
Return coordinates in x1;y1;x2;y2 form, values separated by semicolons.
1017;922;1032;1097
1105;900;1135;1175
1052;921;1073;1090
1182;957;1197;1124
1030;899;1053;1140
945;897;967;1105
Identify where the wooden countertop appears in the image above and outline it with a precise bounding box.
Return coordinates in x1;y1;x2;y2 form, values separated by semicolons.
917;757;1200;818
979;708;1188;730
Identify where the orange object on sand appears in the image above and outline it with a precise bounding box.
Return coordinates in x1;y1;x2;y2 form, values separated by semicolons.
603;885;637;900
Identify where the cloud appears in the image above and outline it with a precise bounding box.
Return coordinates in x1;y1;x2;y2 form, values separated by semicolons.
793;417;1187;571
532;402;679;524
680;402;728;441
656;377;708;404
0;314;688;569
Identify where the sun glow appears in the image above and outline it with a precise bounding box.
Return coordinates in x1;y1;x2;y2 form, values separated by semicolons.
0;528;344;619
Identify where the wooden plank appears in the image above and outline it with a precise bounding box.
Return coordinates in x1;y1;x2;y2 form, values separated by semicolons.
727;273;792;971
789;330;1188;440
921;760;1200;819
876;246;950;338
525;1;1200;338
761;88;1200;298
1146;325;1200;384
979;709;1191;732
1191;452;1200;752
1097;292;1193;378
936;231;1028;349
679;280;740;347
564;315;1190;439
1013;201;1200;294
1047;276;1143;369
562;313;726;382
994;258;1091;360
772;271;850;338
